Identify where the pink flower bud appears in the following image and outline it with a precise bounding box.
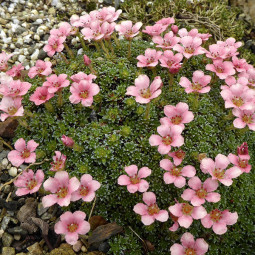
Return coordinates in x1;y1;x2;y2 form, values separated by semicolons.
61;135;75;148
237;142;249;156
83;54;91;66
171;25;179;34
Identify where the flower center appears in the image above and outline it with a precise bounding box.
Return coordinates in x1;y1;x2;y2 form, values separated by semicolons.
39;95;47;101
37;68;43;74
8;106;18;115
185;248;197;255
182;203;193;215
210;209;222;222
52;43;58;50
171;115;182;125
80;185;89;197
175;149;185;159
51;159;64;171
56;187;68;198
130;174;140;184
162;135;172;145
67;223;78;233
213;168;225;179
140;88;151;99
216;67;223;73
21;149;31;158
167;60;174;66
196;188;207;199
26;179;37;190
170;166;182;177
184;47;195;54
242;114;252;124
238;158;248;168
79;90;89;99
232;96;243;107
170;212;178;222
147;204;160;215
191;82;202;91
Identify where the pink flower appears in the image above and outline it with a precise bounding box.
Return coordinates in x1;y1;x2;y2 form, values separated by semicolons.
200;154;242;186
232;57;249;73
232;108;255;131
70;72;97;83
179;70;211;94
173;36;205;59
206;60;235;79
83;55;92;66
81;21;105;41
61;135;75;148
54;211;90;245
0;80;31;97
159;50;183;73
101;21;116;40
169;202;207;228
228;153;251;173
170;232;209;255
69;80;100;107
28;60;52;79
160;102;194;131
137;49;162;68
115;20;142;40
90;7;121;23
160;159;196;188
149;125;184;154
14;169;44;196
0;52;12;71
239;68;255;88
181;177;221;206
168;149;186;166
205;44;229;60
6;63;24;78
156;17;175;27
117;165;151;193
50;22;72;38
178;28;199;38
43;36;65;57
0;96;24;121
42;171;80;207
142;23;168;36
8;138;39;167
198;33;212;41
71;174;101;202
237;142;249;159
126;75;162;104
43;74;70;93
29;87;54;105
169;213;179;232
171;25;179;34
133;192;168;225
152;32;180;50
50;151;66;171
201;209;238;235
70;14;82;27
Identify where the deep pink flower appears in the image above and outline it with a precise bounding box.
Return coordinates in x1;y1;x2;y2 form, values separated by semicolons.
159;50;183;73
169;202;207;228
83;55;92;66
43;74;70;93
126;75;162;104
206;60;235;79
160;102;194;131
43;36;65;57
137;49;162;68
69;80;100;107
118;165;151;193
28;60;52;79
149;125;184;154
6;63;24;78
0;80;31;97
237;142;249;159
232;108;255;131
142;23;168;36
170;232;209;255
0;96;24;121
181;177;221;206
50;151;66;171
156;17;175;27
133;192;169;225
115;20;142;39
201;209;238;235
42;171;80;207
179;70;211;94
200;154;242;186
8;138;39;167
70;72;97;83
171;25;179;34
160;159;196;188
168;149;186;166
61;135;75;148
54;211;90;245
14;169;44;196
0;52;12;71
29;86;54;105
228;153;251;173
71;174;101;202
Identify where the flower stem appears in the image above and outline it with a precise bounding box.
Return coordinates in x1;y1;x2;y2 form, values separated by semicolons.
94;41;101;52
100;40;111;58
169;72;174;91
107;40;116;57
152;68;157;78
77;31;88;52
89;64;97;75
193;93;199;111
63;42;75;59
59;52;69;64
44;101;54;112
113;33;120;48
128;39;132;59
144;102;151;120
17;117;31;130
57;90;63;107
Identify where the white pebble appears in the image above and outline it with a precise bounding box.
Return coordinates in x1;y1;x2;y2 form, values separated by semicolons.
1;158;8;167
31;49;39;60
77;48;83;55
18;55;26;62
8;167;17;177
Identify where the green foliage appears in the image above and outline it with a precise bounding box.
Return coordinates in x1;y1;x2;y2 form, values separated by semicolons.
16;38;255;255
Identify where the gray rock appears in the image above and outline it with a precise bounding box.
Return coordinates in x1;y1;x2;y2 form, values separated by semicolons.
38;49;47;60
37;202;48;216
2;232;14;247
16;27;26;35
1;216;11;231
7;226;28;236
3;184;11;194
0;151;9;161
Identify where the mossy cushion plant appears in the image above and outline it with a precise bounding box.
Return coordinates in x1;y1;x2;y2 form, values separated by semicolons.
1;6;255;255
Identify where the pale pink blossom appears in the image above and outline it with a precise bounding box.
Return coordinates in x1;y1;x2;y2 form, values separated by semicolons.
160;102;194;131
54;211;90;245
70;14;82;27
29;86;54;105
201;209;238;235
28;60;52;79
71;174;101;202
239;68;255;88
205;44;229;60
228;153;251;173
90;7;121;23
159;50;183;73
14;169;44;196
178;28;199;38
198;33;212;41
137;49;162;68
232;108;255;131
170;232;209;255
50;22;72;38
153;32;180;50
0;80;31;97
149;125;184;154
42;171;80;207
81;20;105;41
169;202;207;228
0;72;13;85
69;80;100;107
156;17;175;27
61;135;75;148
173;36;205;59
118;165;151;193
200;154;242;186
101;21;116;40
168;149;186;166
50;151;66;171
181;177;221;206
206;60;235;79
70;72;97;83
179;71;211;94
133;192;168;225
43;36;65;57
126;75;162;104
0;52;12;71
223;76;248;87
8;138;39;167
115;20;142;39
0;96;24;121
142;23;168;36
79;14;92;27
232;57;249;73
83;55;92;66
160;159;196;188
43;74;70;93
6;63;24;78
